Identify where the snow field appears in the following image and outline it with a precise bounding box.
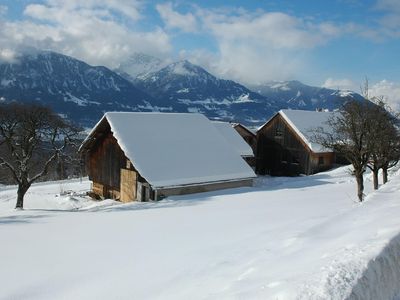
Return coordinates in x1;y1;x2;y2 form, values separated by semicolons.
0;166;400;299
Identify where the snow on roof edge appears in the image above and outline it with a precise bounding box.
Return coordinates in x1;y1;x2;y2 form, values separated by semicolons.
257;112;279;133
279;110;314;150
257;109;334;153
78;114;108;152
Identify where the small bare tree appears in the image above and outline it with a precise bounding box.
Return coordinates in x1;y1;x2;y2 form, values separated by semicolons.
0;103;78;209
314;100;373;201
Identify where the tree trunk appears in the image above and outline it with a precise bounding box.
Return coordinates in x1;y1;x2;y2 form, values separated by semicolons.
382;167;388;184
372;168;379;190
15;183;30;209
355;172;364;202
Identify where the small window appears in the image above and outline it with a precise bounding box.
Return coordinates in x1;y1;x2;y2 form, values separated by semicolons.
126;159;131;169
318;156;324;165
275;123;284;137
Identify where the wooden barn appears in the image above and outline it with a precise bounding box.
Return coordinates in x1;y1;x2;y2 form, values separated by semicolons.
212;121;255;168
256;109;336;176
79;112;256;202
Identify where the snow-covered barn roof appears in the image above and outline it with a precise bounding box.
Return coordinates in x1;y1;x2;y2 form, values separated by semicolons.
212;122;254;157
82;112;256;188
259;109;336;153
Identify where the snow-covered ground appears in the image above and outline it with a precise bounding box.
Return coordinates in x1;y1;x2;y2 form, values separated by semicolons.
1;166;400;299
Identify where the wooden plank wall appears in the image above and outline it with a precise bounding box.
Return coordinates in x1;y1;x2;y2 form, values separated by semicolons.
257;114;336;175
120;169;137;202
88;132;127;199
257;114;312;175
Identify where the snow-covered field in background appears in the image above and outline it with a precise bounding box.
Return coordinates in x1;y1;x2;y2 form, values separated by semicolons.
1;166;400;299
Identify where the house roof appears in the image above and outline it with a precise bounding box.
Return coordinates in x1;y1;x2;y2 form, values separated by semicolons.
212;122;254;157
232;123;256;137
259;109;336;153
82;112;256;188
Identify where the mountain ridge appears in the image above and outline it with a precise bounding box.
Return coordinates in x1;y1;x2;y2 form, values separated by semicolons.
0;50;364;127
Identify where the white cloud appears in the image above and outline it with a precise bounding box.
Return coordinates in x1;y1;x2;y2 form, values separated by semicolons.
186;9;343;84
322;78;357;91
156;2;198;33
376;0;400;12
42;0;144;21
203;11;341;50
373;0;400;37
369;80;400;111
0;0;172;69
0;48;16;63
0;5;7;16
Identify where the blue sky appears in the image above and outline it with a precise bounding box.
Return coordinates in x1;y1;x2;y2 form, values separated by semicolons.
0;0;399;104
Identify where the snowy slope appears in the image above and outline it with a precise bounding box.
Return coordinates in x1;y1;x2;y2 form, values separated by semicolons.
134;60;278;125
1;168;400;299
0;51;164;126
249;80;364;112
115;53;168;80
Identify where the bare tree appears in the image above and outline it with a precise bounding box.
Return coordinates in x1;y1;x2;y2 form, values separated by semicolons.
0;103;78;209
314;100;373;201
366;98;400;189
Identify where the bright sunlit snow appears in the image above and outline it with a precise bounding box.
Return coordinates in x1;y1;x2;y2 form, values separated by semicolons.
1;166;400;299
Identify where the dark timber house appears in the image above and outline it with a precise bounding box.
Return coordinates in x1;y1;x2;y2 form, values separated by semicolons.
256;109;336;176
79;112;256;202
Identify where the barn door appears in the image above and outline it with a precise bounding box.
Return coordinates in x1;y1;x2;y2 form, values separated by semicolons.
120;169;137;202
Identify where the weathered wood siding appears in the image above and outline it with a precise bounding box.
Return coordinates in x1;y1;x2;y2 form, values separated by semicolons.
310;152;336;173
84;120;135;200
120;169;137;202
256;114;334;175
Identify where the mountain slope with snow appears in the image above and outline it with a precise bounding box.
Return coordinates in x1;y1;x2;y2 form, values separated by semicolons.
249;80;364;111
114;53;168;81
1;166;400;299
0;50;365;127
135;60;279;124
0;51;163;126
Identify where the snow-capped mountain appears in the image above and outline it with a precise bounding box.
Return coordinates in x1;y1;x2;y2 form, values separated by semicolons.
0;50;365;127
249;80;364;111
134;60;279;124
114;53;168;82
0;51;167;126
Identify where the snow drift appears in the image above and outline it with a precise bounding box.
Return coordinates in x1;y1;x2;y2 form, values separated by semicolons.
1;166;400;299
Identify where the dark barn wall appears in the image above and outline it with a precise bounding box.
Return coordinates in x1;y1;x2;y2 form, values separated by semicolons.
257;114;311;175
87;127;127;199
